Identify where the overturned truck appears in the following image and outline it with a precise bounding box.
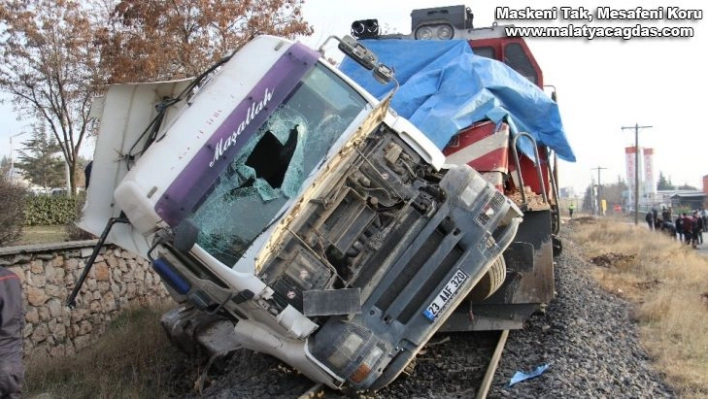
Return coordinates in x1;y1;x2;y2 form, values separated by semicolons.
75;4;574;392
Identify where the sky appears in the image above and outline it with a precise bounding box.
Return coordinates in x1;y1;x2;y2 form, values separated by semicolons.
2;0;706;195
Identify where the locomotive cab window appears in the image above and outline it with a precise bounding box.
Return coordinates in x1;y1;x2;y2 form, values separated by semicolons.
472;46;496;60
503;43;538;85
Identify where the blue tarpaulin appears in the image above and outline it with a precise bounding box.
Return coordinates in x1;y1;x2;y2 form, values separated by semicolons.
509;363;550;386
339;39;575;162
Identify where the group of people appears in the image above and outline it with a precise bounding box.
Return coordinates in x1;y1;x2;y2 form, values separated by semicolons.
646;206;708;248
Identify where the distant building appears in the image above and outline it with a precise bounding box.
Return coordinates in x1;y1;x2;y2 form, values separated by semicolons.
623;189;701;213
669;191;706;211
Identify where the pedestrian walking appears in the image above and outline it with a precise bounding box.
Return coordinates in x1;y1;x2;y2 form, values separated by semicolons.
693;211;704;245
568;203;575;219
645;211;654;230
0;266;24;399
675;214;684;243
661;206;670;225
682;213;694;246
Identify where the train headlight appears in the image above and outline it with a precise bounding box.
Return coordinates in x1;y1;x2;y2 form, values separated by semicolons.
352;21;366;37
414;23;455;40
436;24;454;39
414;25;434;40
351;19;380;39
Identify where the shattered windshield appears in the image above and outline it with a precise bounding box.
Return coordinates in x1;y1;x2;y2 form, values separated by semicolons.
189;64;368;266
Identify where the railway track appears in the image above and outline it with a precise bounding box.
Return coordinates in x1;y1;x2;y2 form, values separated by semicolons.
296;330;511;399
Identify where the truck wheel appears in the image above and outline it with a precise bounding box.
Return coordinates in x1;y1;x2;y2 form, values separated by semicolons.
467;256;506;302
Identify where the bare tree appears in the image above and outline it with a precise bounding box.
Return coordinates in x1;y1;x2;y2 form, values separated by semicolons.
0;0;313;199
0;0;105;196
99;0;313;83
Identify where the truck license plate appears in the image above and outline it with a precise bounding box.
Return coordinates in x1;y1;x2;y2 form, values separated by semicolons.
423;269;469;322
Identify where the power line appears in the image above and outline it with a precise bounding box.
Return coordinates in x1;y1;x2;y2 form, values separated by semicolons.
621;124;653;225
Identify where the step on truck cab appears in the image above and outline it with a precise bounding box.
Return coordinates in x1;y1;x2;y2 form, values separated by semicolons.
78;34;523;390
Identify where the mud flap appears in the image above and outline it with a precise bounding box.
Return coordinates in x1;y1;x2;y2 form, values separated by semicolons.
503;242;535;273
552;234;562;257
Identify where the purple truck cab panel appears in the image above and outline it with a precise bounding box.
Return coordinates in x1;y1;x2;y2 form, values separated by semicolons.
155;43;320;227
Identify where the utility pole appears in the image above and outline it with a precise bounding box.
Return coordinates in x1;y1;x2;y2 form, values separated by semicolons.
621;124;653;225
8;132;28;184
592;166;607;216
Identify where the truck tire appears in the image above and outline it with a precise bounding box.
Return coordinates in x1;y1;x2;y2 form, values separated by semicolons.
467;256;506;302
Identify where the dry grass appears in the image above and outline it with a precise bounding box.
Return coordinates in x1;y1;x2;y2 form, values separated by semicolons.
567;218;708;398
14;225;68;246
25;304;200;399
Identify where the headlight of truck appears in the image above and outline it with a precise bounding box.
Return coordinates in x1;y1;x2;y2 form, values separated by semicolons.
328;333;364;369
350;345;384;384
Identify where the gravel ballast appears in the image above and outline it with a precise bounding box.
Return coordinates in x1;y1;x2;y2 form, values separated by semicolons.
183;226;677;398
489;231;676;399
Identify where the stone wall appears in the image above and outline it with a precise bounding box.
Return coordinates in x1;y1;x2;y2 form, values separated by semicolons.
0;241;169;358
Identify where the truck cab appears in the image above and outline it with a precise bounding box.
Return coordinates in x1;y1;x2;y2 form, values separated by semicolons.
80;35;522;390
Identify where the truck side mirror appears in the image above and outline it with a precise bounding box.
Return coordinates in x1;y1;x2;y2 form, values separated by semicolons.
174;218;200;252
319;35;396;84
373;64;394;84
337;35;378;70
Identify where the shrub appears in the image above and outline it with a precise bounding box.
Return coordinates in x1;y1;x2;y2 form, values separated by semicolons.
0;180;27;246
24;195;77;226
65;192;95;240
